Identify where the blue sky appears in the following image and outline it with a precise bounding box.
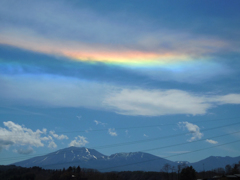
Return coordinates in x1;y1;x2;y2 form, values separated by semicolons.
1;0;240;166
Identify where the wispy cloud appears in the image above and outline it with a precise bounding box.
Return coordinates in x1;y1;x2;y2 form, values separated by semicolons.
167;151;190;154
13;147;34;155
94;120;107;126
85;128;92;133
2;75;240;116
179;122;203;142
76;116;82;120
206;139;218;144
143;134;148;137
104;88;240;116
108;128;117;136
104;88;210;116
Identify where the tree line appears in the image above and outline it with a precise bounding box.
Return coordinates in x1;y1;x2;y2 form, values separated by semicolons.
0;161;239;180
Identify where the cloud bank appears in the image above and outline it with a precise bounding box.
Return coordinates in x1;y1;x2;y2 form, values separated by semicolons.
1;75;240;116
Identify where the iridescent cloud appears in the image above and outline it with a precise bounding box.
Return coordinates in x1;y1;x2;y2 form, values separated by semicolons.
0;0;232;68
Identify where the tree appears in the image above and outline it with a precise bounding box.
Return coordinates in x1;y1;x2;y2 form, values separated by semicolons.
177;163;187;180
213;168;225;175
225;164;232;175
170;166;176;180
180;166;196;180
161;163;171;180
162;163;171;173
232;164;240;174
76;166;81;173
72;166;76;173
67;166;72;172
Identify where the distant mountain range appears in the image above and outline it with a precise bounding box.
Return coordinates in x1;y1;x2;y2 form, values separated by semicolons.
12;147;240;172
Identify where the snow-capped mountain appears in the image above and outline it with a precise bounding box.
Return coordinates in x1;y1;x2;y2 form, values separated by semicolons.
13;147;107;169
12;147;240;172
13;147;176;172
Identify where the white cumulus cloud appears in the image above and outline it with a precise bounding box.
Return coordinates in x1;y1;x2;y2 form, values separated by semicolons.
49;131;68;140
48;141;57;148
108;128;117;136
179;122;203;142
69;136;88;147
0;121;45;150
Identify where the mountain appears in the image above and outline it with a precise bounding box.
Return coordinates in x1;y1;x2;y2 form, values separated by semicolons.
12;147;240;172
13;147;176;172
191;156;240;172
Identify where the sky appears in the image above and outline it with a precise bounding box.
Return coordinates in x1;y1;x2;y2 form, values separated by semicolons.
1;0;240;166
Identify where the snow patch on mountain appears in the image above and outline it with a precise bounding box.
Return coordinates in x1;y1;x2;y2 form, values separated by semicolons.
41;157;48;162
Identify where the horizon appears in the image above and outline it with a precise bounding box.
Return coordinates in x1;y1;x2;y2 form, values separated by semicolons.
10;146;240;173
6;145;240;166
1;0;240;167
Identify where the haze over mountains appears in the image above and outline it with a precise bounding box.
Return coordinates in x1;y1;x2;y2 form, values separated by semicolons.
13;147;240;172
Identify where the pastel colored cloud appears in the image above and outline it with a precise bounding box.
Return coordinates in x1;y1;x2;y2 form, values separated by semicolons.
0;0;232;68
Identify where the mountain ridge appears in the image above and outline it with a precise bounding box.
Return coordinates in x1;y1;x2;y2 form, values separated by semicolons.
12;147;240;172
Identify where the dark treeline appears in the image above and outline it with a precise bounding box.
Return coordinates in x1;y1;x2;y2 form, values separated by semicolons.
0;161;239;180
